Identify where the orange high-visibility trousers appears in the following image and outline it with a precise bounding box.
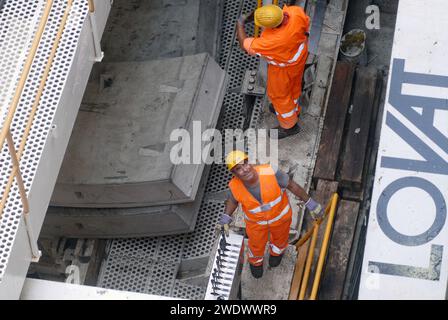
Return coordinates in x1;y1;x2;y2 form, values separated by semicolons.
246;216;292;266
267;61;306;129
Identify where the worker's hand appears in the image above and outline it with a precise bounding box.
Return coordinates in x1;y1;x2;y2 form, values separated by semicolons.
237;14;247;25
237;11;254;25
305;198;324;220
216;213;232;237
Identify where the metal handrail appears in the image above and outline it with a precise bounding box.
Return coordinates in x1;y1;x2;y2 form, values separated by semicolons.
298;218;319;299
295;195;334;248
88;0;94;13
296;193;339;300
0;0;54;221
310;193;339;299
0;0;74;214
0;0;76;260
253;0;280;37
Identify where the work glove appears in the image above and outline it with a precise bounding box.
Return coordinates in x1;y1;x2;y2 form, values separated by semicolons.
237;11;254;25
216;213;232;237
305;198;324;220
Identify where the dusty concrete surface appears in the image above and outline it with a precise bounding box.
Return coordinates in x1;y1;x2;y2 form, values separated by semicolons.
241;244;297;300
233;0;349;300
233;111;319;234
101;0;221;62
52;54;225;208
261;109;320;229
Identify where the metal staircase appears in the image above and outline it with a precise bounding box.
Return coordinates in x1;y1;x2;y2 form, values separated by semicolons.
0;0;110;299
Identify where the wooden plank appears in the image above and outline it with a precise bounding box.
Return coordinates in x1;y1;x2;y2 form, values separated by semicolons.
289;239;311;300
340;67;378;189
342;70;385;300
318;200;360;300
314;62;355;181
341;188;364;202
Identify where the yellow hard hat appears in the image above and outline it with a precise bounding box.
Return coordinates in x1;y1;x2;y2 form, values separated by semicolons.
254;4;284;28
226;150;248;171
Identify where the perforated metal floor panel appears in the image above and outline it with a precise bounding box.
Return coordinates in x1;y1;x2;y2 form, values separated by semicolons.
97;235;187;296
0;0;89;282
182;0;277;262
97;0;283;299
172;281;206;300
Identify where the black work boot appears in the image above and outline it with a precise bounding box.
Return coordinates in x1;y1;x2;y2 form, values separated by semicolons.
269;254;284;267
249;264;263;279
268;124;301;139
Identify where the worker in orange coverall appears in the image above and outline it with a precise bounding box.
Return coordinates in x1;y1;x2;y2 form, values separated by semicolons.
218;151;323;278
236;4;310;139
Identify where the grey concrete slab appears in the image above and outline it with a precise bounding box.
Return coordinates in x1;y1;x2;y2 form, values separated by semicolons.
51;53;226;208
241;244;297;300
101;0;221;62
42;158;211;238
43;195;202;238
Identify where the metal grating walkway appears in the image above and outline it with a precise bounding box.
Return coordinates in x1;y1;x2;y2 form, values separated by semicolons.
98;235;187;296
97;0;283;299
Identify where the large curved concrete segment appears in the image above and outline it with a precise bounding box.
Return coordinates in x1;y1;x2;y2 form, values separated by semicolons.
43;164;211;238
51;53;225;208
43;203;200;238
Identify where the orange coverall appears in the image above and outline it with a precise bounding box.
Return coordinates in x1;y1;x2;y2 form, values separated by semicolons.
243;5;310;129
229;165;292;266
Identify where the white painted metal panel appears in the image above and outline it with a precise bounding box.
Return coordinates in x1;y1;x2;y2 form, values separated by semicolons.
21;278;177;300
359;0;448;299
0;0;111;299
205;232;244;300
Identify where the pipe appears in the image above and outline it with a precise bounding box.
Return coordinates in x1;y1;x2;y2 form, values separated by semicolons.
310;193;339;300
0;0;72;218
298;222;319;300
